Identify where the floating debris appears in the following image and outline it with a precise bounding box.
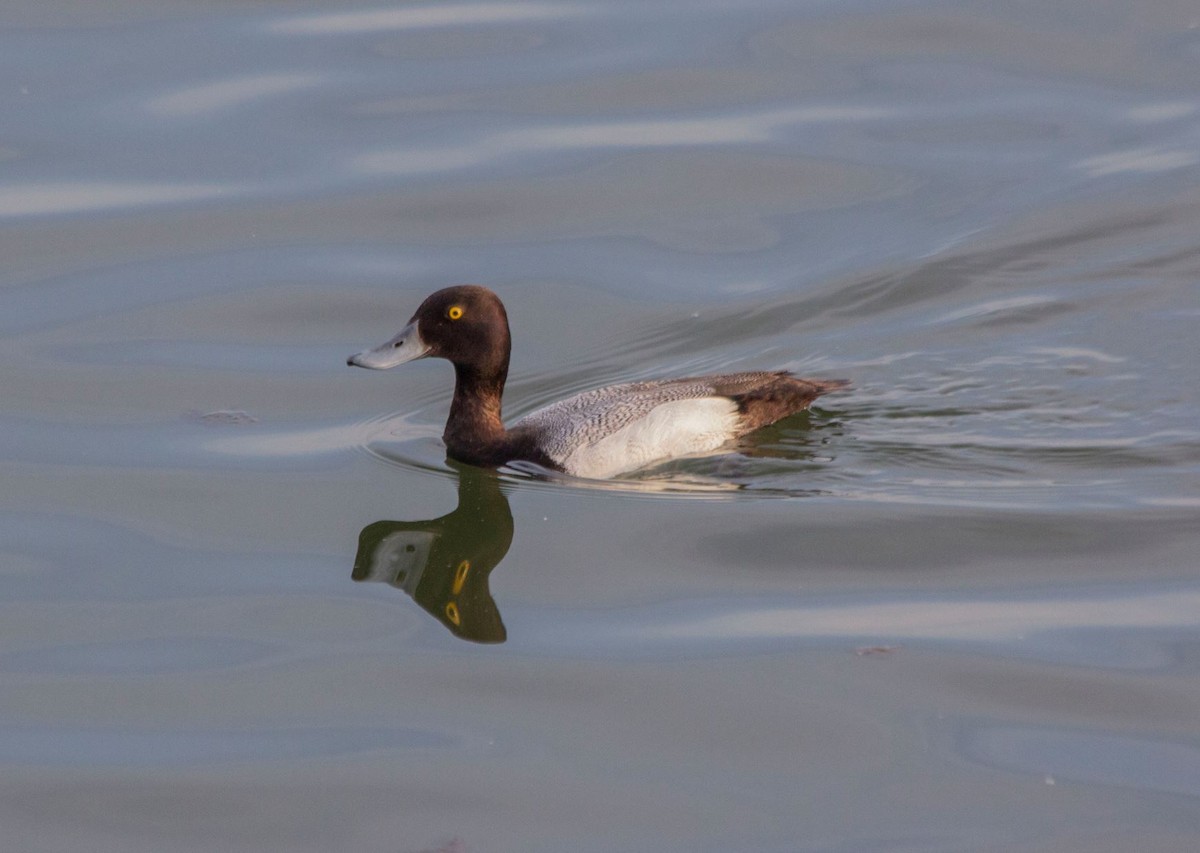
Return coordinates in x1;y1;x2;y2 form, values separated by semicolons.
855;645;901;656
183;409;259;426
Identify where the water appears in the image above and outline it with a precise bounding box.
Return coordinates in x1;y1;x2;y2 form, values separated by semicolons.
2;0;1199;850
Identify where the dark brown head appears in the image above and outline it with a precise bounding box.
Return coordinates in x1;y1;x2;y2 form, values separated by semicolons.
347;286;511;381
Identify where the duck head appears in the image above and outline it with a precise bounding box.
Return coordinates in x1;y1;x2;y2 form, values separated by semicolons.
347;285;511;378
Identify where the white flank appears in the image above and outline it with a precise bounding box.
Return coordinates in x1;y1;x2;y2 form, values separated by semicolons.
559;398;740;479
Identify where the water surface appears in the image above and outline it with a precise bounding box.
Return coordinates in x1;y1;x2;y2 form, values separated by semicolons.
1;0;1199;850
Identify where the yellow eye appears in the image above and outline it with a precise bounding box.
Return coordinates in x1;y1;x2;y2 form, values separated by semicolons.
447;305;464;321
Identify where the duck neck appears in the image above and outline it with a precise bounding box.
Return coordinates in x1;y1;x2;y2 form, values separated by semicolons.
445;361;508;457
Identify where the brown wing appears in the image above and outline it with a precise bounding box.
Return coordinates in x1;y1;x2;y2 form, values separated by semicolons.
729;375;849;433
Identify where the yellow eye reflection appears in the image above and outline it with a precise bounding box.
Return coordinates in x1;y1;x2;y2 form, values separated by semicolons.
452;560;470;595
447;305;464;321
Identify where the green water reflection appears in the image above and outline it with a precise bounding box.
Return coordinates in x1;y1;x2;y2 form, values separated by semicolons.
352;464;511;644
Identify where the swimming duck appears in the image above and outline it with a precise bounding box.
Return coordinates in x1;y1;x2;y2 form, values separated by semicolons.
348;286;847;479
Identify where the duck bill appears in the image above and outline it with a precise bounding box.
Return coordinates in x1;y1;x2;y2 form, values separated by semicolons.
347;319;430;369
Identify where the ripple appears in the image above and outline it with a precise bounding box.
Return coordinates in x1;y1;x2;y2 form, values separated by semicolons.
352;406;845;499
1075;146;1199;177
146;73;321;117
931;295;1066;324
0;725;457;767
964;724;1200;797
652;588;1200;645
353;105;893;177
1126;101;1198;122
358;432;758;498
269;2;588;36
516;581;1200;665
203;412;439;461
0;182;230;219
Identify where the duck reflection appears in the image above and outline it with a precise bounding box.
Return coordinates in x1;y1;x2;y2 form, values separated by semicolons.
352;465;512;644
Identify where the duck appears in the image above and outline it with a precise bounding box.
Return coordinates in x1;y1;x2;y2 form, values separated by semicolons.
347;285;847;479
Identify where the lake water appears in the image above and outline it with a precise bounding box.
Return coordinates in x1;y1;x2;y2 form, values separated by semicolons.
2;0;1199;850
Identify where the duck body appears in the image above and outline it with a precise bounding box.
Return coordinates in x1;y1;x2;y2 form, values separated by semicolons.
348;286;847;479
